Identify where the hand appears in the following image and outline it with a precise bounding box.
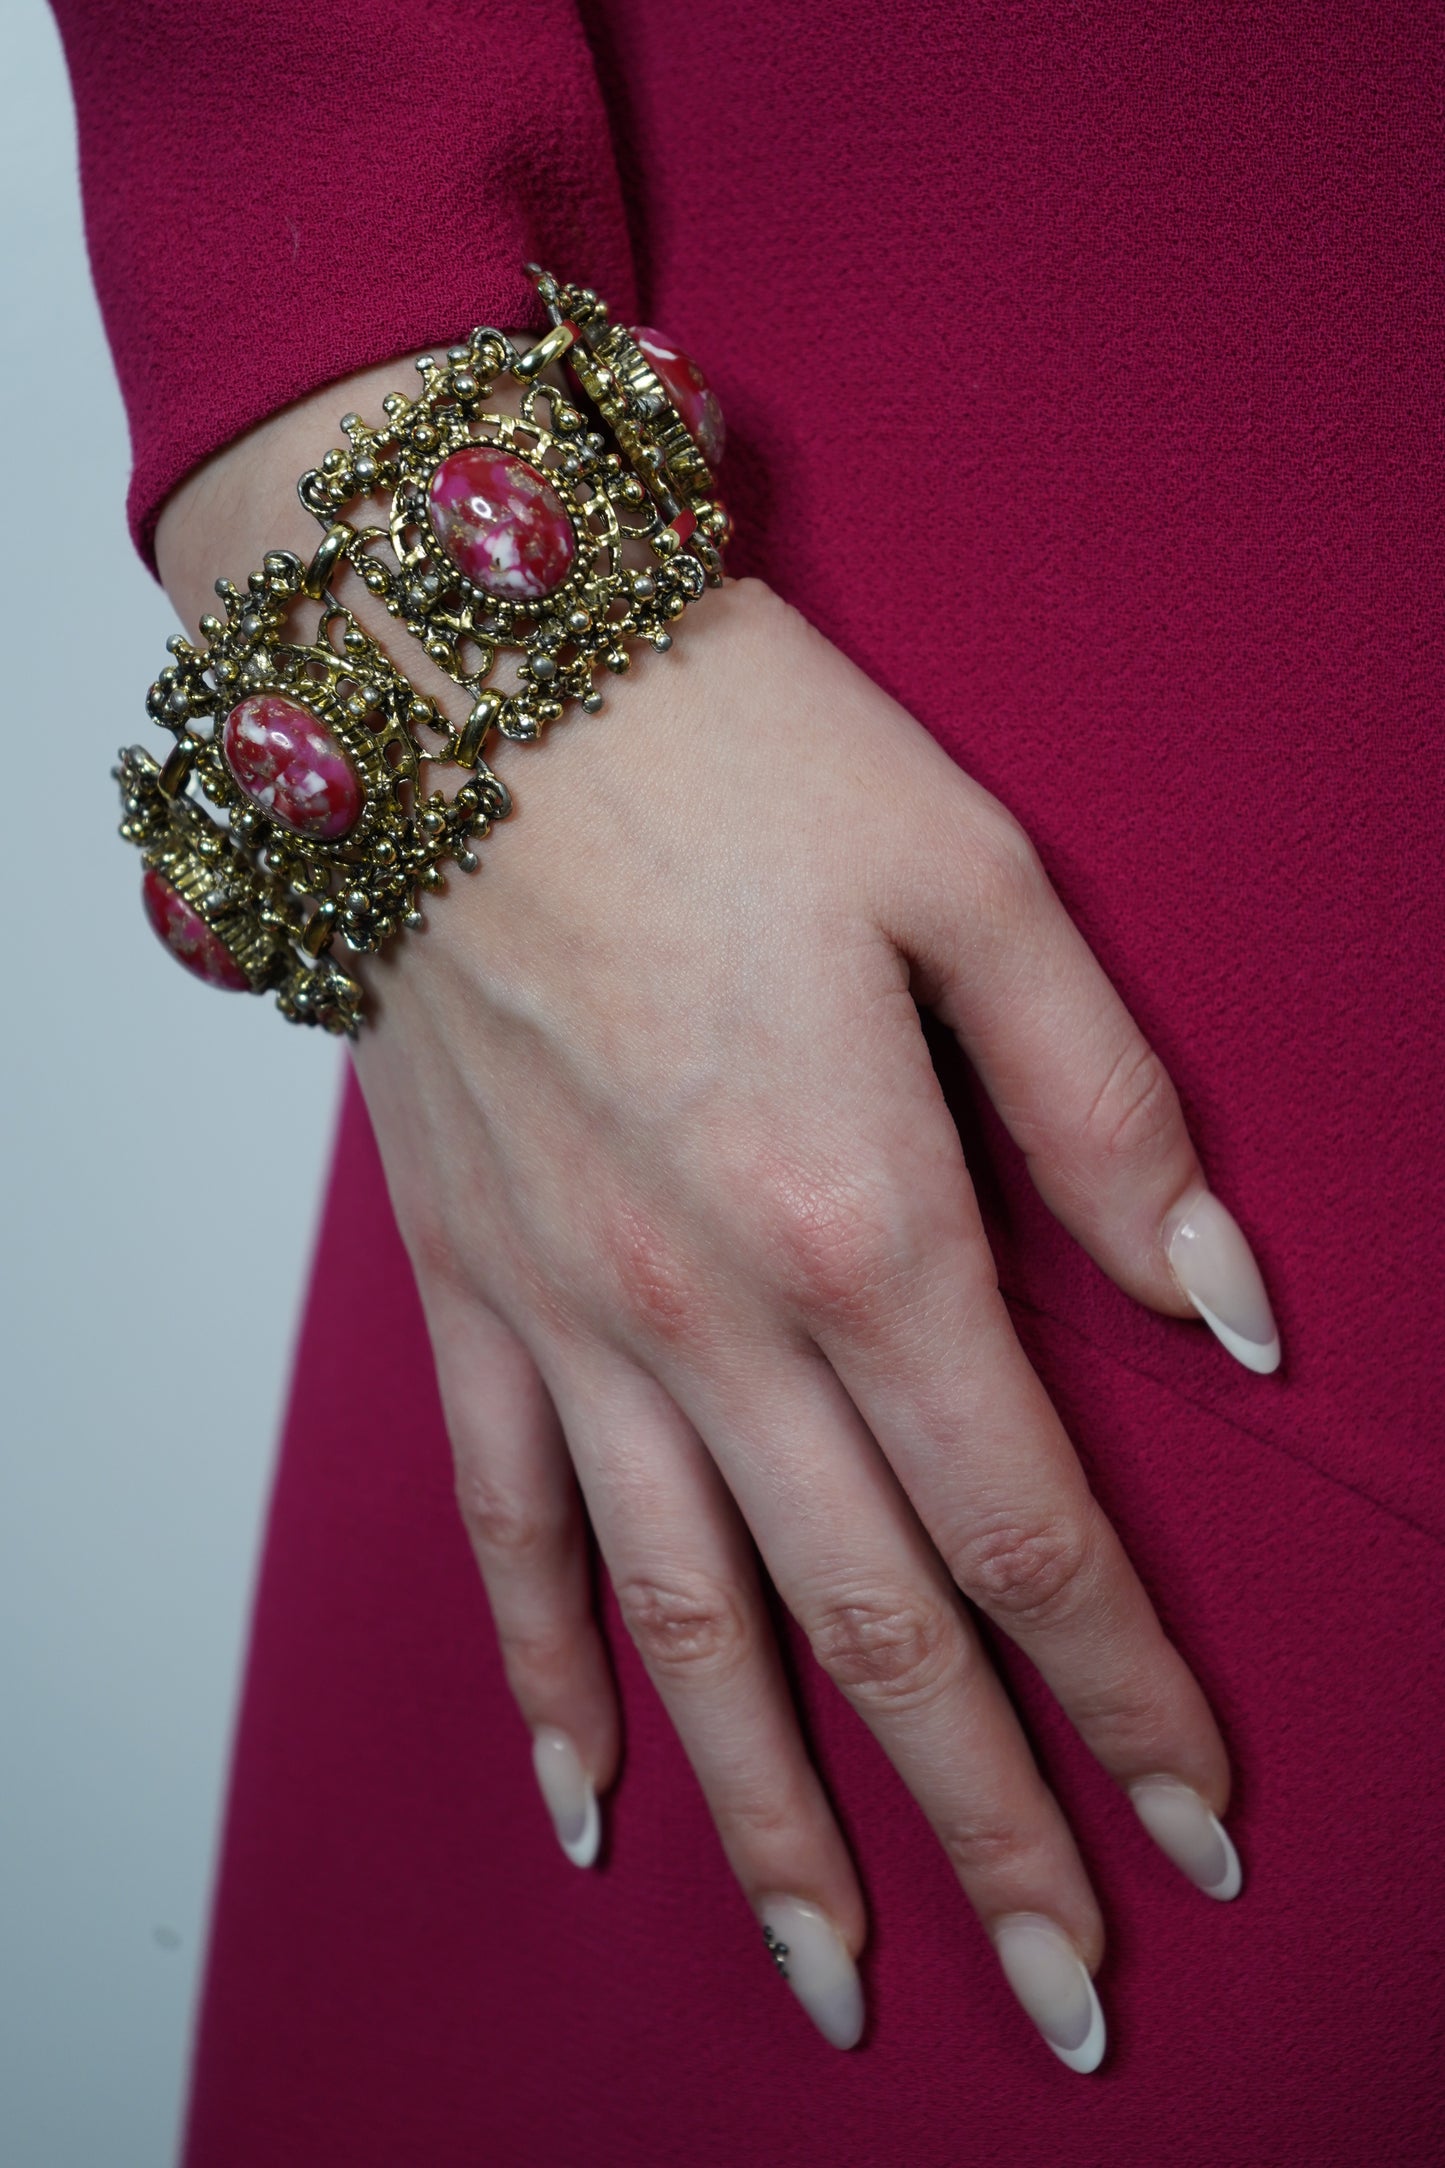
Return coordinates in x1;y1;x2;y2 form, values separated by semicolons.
160;386;1278;2072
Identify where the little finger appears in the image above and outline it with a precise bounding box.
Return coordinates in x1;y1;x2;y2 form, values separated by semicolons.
427;1290;619;1867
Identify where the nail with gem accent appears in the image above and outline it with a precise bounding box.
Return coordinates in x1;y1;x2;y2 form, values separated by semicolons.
991;1915;1106;2073
1166;1191;1281;1375
531;1727;600;1868
756;1896;864;2050
1130;1778;1243;1900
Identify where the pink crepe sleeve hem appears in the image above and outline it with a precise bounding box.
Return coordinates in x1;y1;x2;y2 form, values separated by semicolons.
48;0;636;570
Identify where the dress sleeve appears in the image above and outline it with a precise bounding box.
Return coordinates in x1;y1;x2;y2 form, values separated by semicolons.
48;0;636;569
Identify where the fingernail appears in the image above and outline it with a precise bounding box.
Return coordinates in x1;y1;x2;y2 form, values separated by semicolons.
1130;1777;1242;1900
757;1895;865;2050
1167;1192;1281;1374
992;1915;1106;2073
531;1727;600;1869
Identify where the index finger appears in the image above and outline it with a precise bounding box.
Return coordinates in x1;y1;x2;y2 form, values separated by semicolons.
894;782;1280;1372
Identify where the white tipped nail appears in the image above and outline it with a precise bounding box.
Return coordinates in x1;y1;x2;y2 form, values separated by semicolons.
757;1896;865;2050
531;1728;600;1868
1130;1778;1242;1900
992;1916;1106;2073
1167;1192;1281;1374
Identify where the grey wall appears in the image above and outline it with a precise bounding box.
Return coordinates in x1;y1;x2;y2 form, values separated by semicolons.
0;8;338;2161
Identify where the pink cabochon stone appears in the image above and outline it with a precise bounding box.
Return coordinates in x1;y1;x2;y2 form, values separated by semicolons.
141;867;250;992
427;446;576;600
222;693;363;840
632;328;726;467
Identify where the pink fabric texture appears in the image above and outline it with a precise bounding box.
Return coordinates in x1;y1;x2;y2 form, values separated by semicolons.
54;0;1444;2158
50;0;634;569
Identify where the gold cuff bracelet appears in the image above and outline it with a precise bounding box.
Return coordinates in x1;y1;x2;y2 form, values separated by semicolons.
117;269;730;1036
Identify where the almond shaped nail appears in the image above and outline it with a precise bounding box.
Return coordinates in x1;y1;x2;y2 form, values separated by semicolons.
757;1895;865;2050
1167;1192;1281;1374
1130;1777;1242;1900
992;1915;1106;2073
531;1727;600;1869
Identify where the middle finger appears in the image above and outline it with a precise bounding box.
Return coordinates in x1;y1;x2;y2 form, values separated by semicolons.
787;1141;1237;1890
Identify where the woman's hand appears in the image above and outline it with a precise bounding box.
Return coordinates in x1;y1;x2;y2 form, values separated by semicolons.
160;379;1277;2071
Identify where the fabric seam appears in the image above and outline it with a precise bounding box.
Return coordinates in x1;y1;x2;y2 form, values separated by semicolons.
1001;1286;1444;1553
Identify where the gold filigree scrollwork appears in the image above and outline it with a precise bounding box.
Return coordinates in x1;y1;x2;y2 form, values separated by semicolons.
115;745;364;1034
122;270;728;1033
125;547;511;1031
293;278;728;743
143;552;509;952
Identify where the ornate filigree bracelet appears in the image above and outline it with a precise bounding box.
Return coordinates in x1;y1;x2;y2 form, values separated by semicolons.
117;269;730;1035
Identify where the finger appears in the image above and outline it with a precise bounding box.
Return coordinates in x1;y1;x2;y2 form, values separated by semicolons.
895;782;1280;1370
426;1289;619;1867
542;1346;869;2051
653;1338;1110;2073
774;1124;1241;1900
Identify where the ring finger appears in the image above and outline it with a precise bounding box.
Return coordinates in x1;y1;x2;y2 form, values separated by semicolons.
652;1339;1111;2073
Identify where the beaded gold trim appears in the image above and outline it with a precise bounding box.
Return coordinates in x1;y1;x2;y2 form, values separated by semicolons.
116;269;729;1035
293;280;729;740
117;744;366;1032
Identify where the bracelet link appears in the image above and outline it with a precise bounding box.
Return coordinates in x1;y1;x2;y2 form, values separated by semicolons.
302;521;357;600
121;267;730;1035
509;321;576;380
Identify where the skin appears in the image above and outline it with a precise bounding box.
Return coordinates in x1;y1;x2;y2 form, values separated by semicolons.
158;348;1235;2010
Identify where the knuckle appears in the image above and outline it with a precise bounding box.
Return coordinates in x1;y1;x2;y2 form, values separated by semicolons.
454;1469;562;1572
599;1205;712;1351
615;1571;751;1685
754;1161;904;1333
967;803;1045;926
955;1512;1098;1629
1069;1675;1181;1764
806;1590;958;1709
717;1782;805;1853
1083;1040;1183;1166
404;1208;473;1308
941;1814;1040;1882
494;1619;581;1702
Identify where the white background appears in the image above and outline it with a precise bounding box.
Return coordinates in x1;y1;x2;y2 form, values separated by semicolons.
0;6;338;2160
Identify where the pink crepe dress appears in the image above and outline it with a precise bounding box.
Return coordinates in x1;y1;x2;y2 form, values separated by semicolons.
53;2;1444;2159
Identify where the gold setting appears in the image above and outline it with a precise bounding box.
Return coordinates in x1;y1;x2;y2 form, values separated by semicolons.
117;268;728;1034
117;745;364;1032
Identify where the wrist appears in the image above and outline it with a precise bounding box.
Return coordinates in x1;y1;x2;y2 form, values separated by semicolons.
155;340;537;638
125;281;733;1033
